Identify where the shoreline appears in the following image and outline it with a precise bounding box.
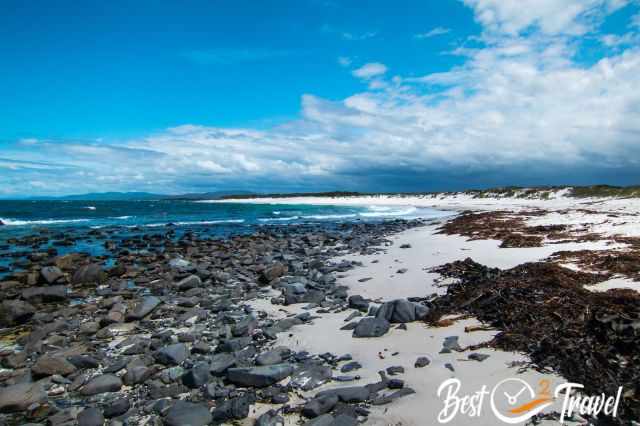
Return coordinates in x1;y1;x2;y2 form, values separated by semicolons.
1;194;639;425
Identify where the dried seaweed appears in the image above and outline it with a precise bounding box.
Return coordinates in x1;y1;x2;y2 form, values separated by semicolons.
428;258;640;423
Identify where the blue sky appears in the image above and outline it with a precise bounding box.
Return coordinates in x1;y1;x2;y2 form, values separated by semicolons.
1;0;640;196
1;0;476;140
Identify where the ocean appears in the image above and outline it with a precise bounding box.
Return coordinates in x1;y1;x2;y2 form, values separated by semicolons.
0;199;451;276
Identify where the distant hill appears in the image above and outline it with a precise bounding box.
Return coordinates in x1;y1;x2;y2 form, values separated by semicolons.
166;190;254;200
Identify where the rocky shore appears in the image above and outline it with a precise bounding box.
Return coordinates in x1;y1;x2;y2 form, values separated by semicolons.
3;193;640;425
0;219;434;426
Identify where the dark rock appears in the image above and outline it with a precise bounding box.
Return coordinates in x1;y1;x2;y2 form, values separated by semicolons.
375;299;429;323
72;263;106;284
348;295;369;312
440;336;462;353
77;407;104;426
271;393;289;404
41;266;64;284
232;316;257;337
371;387;416;405
331;414;359;426
154;343;188;365
304;414;334;426
0;299;36;326
123;365;152;385
211;394;252;421
80;374;122;396
256;346;291;366
290;364;333;391
218;336;252;352
21;285;68;302
414;357;430;368
388;379;404;389
103;397;130;418
256;410;285;426
182;362;211;388
209;353;237;375
444;363;455;372
32;355;77;377
340;322;358;331
175;274;201;291
0;381;47;413
164;401;212;426
316;386;370;403
386;366;404;376
67;355;100;370
126;296;161;321
227;363;294;388
468;353;490;362
340;361;362;373
260;262;287;283
49;408;80;426
302;394;338;418
352;317;390;338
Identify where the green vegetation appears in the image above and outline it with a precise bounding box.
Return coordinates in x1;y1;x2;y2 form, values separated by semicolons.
569;185;640;198
217;184;640;200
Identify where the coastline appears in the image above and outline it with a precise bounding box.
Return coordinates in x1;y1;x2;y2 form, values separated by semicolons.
223;192;640;424
1;193;639;425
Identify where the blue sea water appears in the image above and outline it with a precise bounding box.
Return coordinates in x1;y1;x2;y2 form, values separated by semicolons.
0;199;450;230
0;199;451;276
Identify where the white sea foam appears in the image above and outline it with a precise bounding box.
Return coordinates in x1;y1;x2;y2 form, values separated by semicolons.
258;216;300;222
84;206;97;210
0;217;91;226
359;206;418;217
138;219;246;228
303;213;359;220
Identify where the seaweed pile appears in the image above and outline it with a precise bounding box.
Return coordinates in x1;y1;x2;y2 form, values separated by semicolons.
428;258;640;423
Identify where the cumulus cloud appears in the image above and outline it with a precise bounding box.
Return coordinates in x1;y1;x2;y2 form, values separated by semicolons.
3;0;640;196
352;62;388;79
463;0;630;35
414;27;452;39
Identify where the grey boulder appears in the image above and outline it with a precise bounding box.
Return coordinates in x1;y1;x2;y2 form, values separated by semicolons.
375;299;429;323
164;401;212;426
154;343;188;365
175;274;201;291
126;296;161;321
227;363;294;388
40;266;64;284
0;381;47;413
352;317;390;338
80;374;122;396
0;300;35;326
77;407;104;426
21;286;68;302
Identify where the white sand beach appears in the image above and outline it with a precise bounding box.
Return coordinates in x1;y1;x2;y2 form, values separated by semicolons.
240;191;640;425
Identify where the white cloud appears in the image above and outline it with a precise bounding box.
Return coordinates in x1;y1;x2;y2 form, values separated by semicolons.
463;0;630;35
600;32;639;47
3;1;640;196
322;25;377;41
337;56;352;67
352;62;388;79
414;27;451;39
